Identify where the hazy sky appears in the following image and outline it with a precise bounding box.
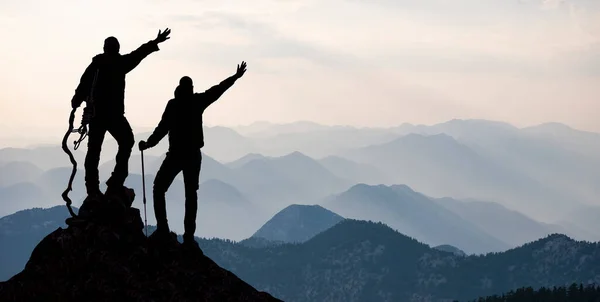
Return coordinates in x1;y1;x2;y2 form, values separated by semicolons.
1;0;599;137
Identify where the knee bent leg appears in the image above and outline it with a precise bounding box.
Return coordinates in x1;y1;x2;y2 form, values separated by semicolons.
123;137;135;150
153;182;170;195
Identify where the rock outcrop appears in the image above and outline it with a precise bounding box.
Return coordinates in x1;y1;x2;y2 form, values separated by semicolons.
0;189;281;302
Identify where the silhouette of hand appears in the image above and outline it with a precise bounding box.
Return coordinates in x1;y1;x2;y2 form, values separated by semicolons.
154;28;171;44
235;61;247;78
139;140;149;151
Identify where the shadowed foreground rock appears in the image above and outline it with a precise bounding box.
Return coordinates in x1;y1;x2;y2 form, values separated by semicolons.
0;192;282;302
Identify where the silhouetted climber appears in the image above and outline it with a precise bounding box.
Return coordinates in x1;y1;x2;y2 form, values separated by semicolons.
71;28;172;198
139;61;248;247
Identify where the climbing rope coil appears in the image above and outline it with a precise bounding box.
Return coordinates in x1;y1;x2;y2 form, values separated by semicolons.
61;69;99;217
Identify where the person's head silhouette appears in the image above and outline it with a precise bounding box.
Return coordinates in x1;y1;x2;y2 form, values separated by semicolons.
103;36;120;54
175;76;194;98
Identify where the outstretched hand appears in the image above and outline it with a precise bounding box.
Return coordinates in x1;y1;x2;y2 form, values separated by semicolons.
154;28;171;44
235;61;247;78
139;140;149;151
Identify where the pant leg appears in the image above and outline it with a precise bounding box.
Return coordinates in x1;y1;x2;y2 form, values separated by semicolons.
106;115;135;188
153;153;182;230
84;119;107;194
182;151;202;240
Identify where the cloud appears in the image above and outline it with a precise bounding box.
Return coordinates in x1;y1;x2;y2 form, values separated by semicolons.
164;2;600;77
165;12;360;73
0;0;599;132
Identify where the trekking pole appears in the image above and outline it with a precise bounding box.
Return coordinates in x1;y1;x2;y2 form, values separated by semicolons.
141;149;148;237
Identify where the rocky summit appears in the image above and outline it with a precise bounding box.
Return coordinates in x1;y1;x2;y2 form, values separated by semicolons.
0;189;281;302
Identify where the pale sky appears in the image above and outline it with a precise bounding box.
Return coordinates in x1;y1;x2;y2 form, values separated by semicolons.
0;0;599;138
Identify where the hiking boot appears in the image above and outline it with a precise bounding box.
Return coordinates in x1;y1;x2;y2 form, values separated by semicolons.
87;188;104;199
149;226;178;244
105;185;135;208
105;185;124;198
182;236;203;255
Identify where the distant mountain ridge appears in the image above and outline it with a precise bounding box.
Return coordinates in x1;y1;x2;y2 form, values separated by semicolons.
433;197;571;246
322;183;511;254
2;118;600;244
341;131;583;221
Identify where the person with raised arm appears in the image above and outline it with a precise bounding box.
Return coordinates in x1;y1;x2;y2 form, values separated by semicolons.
71;28;172;198
139;61;248;248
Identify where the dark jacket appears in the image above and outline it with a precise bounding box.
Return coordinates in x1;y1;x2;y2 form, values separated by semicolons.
74;40;160;117
145;75;239;153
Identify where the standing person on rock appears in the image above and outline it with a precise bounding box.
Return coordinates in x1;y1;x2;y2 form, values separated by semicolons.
139;61;248;248
71;28;172;199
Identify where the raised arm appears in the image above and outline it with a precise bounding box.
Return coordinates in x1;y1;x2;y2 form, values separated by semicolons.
140;100;173;150
122;28;171;74
197;61;247;107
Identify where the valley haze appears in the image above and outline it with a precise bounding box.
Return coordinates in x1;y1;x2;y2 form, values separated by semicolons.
1;118;598;256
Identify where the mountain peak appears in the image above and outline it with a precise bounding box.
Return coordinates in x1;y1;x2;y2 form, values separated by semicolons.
0;194;280;302
342;183;397;200
226;153;267;169
523;122;599;136
540;233;574;243
389;184;416;193
199;179;249;205
376;132;464;151
434;244;467;257
520;233;578;253
252;204;344;243
206;125;245;136
282;151;310;159
443;118;517;129
307;219;429;251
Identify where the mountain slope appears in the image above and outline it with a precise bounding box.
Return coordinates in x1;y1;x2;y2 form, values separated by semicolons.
196;179;268;240
434;244;466;257
199;153;236;183
203;220;600;302
401;119;600;216
251;204;344;243
0;146;86;171
229;151;352;209
0;182;49;217
201;126;258;162
318;155;390;185
434;197;569;247
99;154;160;180
199;179;252;206
322;184;510;254
467;283;600;302
0;197;280;302
35;167;86;206
342;133;578;221
0;205;74;281
2;210;599;302
522;122;600;161
0;161;43;187
226;153;267;169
